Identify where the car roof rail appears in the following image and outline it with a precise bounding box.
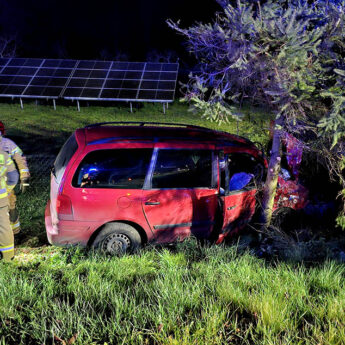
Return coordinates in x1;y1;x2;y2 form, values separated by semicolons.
84;121;214;132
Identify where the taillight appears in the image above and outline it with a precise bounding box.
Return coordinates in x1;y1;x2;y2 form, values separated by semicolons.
56;194;73;220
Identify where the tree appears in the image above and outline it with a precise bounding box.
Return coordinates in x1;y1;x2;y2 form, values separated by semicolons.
168;0;345;227
146;49;179;63
0;35;16;58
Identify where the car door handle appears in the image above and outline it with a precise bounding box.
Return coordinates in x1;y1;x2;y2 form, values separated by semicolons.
145;201;160;205
227;205;237;210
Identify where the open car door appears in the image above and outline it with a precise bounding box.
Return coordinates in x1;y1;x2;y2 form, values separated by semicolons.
217;151;265;243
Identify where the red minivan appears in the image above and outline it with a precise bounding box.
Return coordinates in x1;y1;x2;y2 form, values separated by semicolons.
45;122;302;254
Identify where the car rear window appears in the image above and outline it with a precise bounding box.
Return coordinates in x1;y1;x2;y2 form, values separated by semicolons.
53;134;78;183
72;149;153;189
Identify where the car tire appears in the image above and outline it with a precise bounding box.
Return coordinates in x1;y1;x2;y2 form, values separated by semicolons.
92;222;141;255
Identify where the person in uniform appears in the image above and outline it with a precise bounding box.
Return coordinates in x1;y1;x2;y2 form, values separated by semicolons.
0;148;18;261
0;121;30;234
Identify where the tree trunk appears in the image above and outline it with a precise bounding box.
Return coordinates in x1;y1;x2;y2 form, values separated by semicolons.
259;116;283;227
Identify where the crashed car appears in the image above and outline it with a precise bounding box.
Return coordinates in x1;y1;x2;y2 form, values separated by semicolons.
45;122;307;254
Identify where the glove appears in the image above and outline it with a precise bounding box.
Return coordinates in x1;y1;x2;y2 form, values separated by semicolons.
20;178;30;193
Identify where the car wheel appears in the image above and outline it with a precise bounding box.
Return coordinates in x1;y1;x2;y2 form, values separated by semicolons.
92;223;141;255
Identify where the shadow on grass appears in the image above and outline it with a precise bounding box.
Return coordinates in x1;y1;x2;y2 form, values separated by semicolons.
8;126;71;155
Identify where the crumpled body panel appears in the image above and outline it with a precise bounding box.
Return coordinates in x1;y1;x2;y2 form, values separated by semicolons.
274;176;309;211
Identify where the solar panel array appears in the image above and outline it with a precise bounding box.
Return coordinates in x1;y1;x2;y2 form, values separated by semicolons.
0;58;178;102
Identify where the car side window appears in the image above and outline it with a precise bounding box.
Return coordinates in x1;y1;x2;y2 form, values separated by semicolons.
72;149;153;189
228;153;264;192
151;149;215;189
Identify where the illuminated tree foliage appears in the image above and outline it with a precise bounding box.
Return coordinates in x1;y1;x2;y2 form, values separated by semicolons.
168;0;345;227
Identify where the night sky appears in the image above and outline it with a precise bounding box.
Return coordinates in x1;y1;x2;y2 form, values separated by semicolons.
0;0;219;62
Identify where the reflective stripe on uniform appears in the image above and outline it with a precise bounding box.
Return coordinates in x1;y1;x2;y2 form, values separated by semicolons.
0;178;8;199
20;169;29;173
11;221;20;230
6;157;12;166
0;244;14;252
11;147;22;156
0;166;7;176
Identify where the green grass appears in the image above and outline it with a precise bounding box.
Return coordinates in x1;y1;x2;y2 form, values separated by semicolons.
16;186;50;247
1;101;271;154
3;101;344;344
2;242;345;344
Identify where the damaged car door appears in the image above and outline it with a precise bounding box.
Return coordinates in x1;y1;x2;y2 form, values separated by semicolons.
217;151;265;243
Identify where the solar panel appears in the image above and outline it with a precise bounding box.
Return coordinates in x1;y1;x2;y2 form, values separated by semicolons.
141;80;158;89
37;68;56;77
74;69;91;78
42;59;61;68
24;58;44;67
24;86;44;96
94;61;111;69
108;70;125;79
8;58;26;67
100;89;120;99
105;79;122;88
85;79;103;88
49;78;66;87
0;76;13;84
0;58;9;66
81;88;102;98
112;62;129;70
42;87;64;97
4;85;26;95
13;76;31;85
60;60;78;68
0;58;178;103
68;78;87;88
78;60;95;69
146;63;162;71
138;90;157;99
90;70;107;79
64;88;83;98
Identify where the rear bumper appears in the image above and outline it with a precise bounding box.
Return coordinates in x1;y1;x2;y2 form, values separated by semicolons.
45;201;93;247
